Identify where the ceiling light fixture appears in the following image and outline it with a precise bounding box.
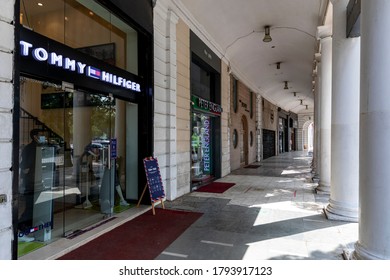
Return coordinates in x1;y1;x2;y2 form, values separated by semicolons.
284;81;288;90
38;2;43;6
263;26;272;43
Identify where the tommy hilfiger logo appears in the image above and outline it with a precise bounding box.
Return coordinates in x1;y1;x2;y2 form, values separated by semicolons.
20;40;141;93
18;221;52;237
87;66;101;79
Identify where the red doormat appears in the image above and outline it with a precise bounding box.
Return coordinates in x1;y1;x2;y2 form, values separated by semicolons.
195;182;236;193
57;208;202;260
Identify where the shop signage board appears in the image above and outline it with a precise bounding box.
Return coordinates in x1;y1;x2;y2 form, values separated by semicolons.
191;95;222;116
19;27;143;101
202;116;211;174
137;157;165;215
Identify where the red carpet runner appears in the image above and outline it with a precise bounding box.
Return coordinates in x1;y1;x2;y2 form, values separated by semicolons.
58;208;202;260
195;182;235;193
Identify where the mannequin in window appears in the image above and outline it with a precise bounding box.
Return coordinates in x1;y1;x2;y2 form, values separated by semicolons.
18;129;46;242
191;127;203;177
191;127;200;161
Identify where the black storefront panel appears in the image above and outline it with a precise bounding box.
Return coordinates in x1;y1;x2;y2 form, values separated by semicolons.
19;27;144;102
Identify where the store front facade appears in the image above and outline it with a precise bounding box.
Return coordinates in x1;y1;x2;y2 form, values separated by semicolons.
278;109;298;153
261;98;278;159
190;31;222;190
14;0;153;258
229;78;257;170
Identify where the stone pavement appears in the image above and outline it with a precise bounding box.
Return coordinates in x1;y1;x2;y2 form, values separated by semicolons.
157;151;358;260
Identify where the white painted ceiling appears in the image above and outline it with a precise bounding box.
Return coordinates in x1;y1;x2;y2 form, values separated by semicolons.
22;0;329;114
173;0;330;114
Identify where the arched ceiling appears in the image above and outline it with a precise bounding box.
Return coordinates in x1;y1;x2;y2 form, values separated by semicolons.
172;0;330;114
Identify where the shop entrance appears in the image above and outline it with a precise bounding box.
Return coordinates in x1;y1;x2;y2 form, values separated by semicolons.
191;112;214;188
17;77;134;253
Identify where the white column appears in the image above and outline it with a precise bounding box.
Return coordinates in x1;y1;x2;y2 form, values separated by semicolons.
353;0;390;259
312;55;321;182
316;26;332;194
0;0;15;260
325;0;360;222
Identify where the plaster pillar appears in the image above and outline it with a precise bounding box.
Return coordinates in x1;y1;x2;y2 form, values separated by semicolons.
315;26;332;194
256;95;263;161
325;0;360;222
312;54;321;182
353;0;390;259
153;4;179;200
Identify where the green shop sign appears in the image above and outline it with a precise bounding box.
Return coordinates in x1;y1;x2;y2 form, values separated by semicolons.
191;95;222;116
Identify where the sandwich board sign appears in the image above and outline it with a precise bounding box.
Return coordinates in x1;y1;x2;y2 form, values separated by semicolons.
137;157;165;215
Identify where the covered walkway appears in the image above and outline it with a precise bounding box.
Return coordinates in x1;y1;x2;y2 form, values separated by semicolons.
158;151;357;260
21;151;357;260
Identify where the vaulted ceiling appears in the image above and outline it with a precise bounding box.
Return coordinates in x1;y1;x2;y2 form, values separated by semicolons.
21;0;330;114
173;0;330;114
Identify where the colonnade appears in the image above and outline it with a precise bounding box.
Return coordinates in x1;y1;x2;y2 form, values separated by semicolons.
314;0;390;259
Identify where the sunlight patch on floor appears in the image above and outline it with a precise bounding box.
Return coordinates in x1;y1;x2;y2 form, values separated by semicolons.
281;169;306;175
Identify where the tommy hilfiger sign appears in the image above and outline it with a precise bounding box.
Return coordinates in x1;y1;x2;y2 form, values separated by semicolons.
19;27;142;97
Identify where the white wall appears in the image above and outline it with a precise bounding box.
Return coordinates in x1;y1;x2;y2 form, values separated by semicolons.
153;0;231;198
0;0;15;260
153;1;179;200
220;61;231;177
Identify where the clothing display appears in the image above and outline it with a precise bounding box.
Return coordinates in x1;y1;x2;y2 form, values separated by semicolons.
191;113;212;182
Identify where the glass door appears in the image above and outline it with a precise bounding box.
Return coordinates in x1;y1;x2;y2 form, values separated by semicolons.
190;112;213;189
18;78;68;255
62;89;116;236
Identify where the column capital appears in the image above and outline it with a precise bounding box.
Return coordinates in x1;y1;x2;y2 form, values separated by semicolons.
317;25;332;40
168;9;180;25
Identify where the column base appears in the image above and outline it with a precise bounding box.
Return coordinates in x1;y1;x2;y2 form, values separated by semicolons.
315;183;330;194
311;173;320;183
324;200;358;222
351;242;385;260
342;248;354;260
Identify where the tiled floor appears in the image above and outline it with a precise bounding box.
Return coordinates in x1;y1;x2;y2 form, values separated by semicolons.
157;151;358;260
21;151;358;260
